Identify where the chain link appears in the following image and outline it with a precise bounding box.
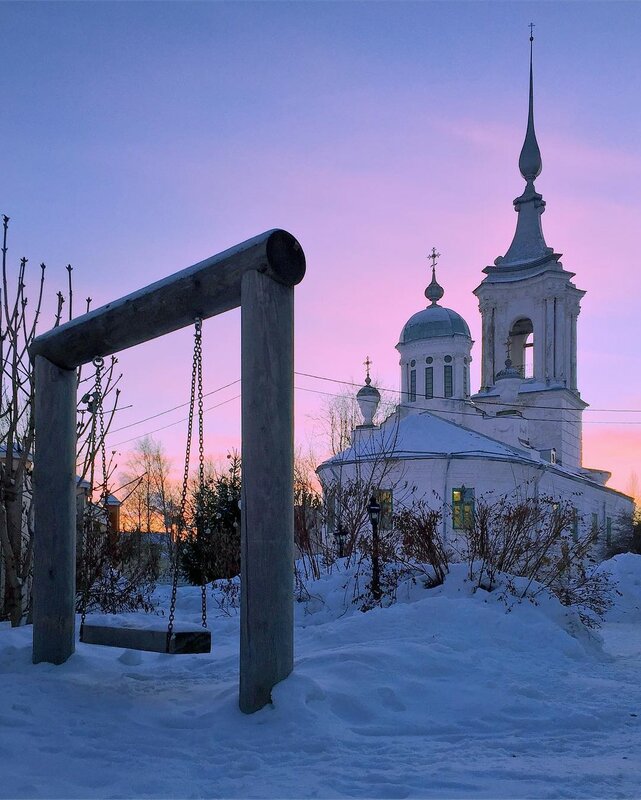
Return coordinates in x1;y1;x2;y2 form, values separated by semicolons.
167;319;208;650
195;320;208;629
80;356;105;636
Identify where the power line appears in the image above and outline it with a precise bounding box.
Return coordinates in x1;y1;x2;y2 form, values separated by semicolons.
108;394;240;448
294;370;641;415
106;367;641;452
108;379;241;435
294;384;641;426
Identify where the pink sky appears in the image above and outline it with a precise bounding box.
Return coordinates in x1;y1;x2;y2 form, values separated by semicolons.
1;2;640;494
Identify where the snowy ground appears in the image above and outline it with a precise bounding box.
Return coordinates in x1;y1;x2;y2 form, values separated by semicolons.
1;555;641;799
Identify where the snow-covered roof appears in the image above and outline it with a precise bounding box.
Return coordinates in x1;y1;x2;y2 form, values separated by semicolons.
319;409;535;469
318;408;632;501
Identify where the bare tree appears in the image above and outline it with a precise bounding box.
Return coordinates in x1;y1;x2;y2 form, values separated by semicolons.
0;216;122;626
118;436;177;537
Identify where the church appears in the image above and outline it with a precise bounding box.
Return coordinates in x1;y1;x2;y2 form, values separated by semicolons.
317;38;633;550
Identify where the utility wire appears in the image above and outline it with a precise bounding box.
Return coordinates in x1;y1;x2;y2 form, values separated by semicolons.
108;379;240;435
294;385;641;425
108;394;240;448
294;370;641;414
105;367;641;452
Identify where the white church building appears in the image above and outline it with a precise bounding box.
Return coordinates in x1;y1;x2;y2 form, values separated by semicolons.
317;41;633;549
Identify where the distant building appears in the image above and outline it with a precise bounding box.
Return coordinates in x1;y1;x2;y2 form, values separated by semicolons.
317;39;633;552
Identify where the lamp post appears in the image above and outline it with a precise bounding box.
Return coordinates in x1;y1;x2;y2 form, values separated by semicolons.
367;494;382;602
334;524;348;559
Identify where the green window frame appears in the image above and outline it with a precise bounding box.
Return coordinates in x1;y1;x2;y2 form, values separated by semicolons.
452;487;474;530
571;508;579;542
377;489;393;530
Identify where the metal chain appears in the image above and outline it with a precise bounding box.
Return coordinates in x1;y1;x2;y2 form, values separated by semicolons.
196;322;208;629
80;357;104;635
167;319;202;651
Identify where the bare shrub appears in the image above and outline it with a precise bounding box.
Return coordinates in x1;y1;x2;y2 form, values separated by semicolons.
76;514;157;615
461;494;615;627
394;502;448;587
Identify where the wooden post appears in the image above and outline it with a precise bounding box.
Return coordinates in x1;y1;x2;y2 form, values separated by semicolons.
240;270;294;713
32;356;77;664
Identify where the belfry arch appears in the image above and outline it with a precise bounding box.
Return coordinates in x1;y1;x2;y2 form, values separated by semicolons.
509;317;534;378
29;229;305;714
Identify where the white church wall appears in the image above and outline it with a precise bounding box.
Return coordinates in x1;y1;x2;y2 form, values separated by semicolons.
318;449;634;561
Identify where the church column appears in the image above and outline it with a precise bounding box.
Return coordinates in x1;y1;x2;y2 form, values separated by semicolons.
570;312;578;390
479;301;495;389
533;301;546;380
555;296;570;386
544;297;553;380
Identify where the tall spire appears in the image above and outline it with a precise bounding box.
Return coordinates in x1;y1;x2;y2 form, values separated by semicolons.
492;25;559;271
518;24;542;182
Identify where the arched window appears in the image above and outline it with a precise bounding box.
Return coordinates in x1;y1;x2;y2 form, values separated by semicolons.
523;332;534;378
509;318;534;379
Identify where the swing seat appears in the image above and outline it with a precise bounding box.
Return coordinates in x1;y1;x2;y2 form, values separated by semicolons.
80;615;211;654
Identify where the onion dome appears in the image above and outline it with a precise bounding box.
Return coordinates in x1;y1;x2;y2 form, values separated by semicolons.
398;249;471;345
356;357;380;426
495;357;522;381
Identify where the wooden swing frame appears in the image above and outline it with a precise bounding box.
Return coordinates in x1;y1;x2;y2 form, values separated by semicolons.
30;229;306;714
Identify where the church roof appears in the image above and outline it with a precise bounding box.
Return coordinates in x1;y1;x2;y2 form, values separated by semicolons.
399;305;471;345
320;409;531;468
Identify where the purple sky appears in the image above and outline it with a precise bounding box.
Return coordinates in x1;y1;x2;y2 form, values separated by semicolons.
2;2;640;492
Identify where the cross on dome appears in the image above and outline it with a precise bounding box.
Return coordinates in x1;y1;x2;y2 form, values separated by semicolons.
425;246;445;306
427;247;441;270
364;355;372;385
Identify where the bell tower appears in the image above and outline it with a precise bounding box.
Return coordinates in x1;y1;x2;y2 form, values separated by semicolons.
473;30;587;468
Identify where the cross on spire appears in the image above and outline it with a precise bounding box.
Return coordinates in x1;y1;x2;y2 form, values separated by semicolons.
529;22;535;41
427;247;441;271
364;355;372;385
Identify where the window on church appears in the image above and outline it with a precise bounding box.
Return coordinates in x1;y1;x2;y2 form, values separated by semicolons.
452;487;474;529
425;367;433;399
571;508;579;542
463;363;469;397
509;318;534;378
409;369;416;402
591;513;599;539
523;333;534;378
444;365;453;398
377;489;393;530
606;517;612;547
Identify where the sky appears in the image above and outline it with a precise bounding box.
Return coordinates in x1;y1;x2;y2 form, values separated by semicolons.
1;1;640;493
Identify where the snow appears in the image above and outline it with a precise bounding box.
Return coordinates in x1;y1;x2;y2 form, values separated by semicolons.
323;409;531;467
2;557;641;799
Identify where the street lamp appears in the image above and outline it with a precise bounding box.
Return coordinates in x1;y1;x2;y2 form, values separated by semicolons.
334;524;348;559
367;494;382;602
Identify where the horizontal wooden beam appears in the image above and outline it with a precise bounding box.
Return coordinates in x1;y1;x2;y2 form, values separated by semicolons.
30;228;305;369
